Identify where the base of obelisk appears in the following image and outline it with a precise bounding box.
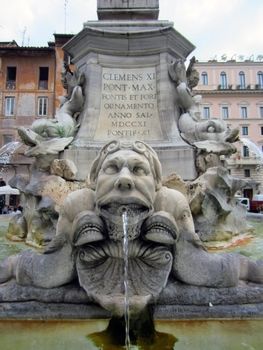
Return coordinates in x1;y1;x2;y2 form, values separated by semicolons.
63;144;197;181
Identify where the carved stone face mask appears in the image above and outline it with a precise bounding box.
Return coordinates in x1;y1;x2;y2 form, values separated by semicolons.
95;149;157;240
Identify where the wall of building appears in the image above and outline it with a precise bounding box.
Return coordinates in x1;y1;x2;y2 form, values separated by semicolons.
0;49;56;148
0;38;262;197
194;60;263;197
0;37;75;185
0;45;58;184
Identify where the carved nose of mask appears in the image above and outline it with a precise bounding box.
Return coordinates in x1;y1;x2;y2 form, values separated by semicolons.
114;169;134;191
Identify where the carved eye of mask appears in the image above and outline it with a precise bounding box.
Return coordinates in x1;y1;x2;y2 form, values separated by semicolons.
133;166;147;176
103;164;119;175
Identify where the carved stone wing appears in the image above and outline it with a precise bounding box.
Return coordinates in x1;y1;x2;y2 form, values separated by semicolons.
24;137;73;156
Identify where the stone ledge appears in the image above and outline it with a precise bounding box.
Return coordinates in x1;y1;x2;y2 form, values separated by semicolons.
154;304;263;319
1;301;263;320
1;280;263;319
0;301;110;320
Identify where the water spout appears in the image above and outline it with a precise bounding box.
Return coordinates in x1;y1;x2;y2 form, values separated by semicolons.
240;138;263;163
122;210;131;349
0;141;23;165
0;141;24;178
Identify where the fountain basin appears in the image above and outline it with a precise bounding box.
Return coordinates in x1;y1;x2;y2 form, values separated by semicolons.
1;216;263;320
0;319;262;350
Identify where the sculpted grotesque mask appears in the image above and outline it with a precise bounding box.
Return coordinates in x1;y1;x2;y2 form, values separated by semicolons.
1;140;263;318
89;140;163;240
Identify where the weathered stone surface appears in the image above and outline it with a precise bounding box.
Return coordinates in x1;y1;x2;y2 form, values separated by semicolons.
94;67;162;141
0;301;110;320
76;240;173;308
1;280;263;319
1;141;263;319
8;170;86;246
162;173;187;196
3;0;262;326
154;304;263;319
97;0;159;20
0;280;89;303
50;159;77;180
2;279;263;306
63;13;197;181
157;280;263;305
1;301;263;320
187;166;252;241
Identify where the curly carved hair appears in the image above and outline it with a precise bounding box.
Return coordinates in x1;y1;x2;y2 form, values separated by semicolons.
89;140;162;190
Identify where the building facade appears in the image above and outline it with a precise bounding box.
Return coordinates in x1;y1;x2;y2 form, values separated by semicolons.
1;37;263;199
0;35;73;184
193;59;263;198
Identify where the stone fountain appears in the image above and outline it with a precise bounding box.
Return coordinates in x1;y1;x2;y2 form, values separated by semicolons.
0;1;263;348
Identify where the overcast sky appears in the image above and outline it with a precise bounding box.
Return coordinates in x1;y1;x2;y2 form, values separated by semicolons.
0;0;262;61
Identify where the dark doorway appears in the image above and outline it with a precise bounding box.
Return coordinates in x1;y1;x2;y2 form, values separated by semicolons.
243;188;253;200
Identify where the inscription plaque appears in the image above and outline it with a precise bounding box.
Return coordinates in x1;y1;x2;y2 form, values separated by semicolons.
94;67;163;141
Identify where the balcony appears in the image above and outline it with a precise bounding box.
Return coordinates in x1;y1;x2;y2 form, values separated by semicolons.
216;84;262;91
217;84;232;90
38;80;48;90
226;155;262;166
6;81;16;90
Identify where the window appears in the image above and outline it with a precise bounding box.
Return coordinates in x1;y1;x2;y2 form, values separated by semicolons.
201;72;208;85
38;97;48;116
261;126;263;135
3;135;13;145
222;106;229;119
242;126;248;135
243;145;249;157
220;72;227;89
244;169;250;178
4;96;15;116
239;71;246;89
258;71;263;88
241;106;248;119
6;66;16;89
260;106;263;118
38;67;49;90
203;106;210;119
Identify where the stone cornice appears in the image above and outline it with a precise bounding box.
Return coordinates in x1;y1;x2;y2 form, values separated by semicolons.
64;21;195;62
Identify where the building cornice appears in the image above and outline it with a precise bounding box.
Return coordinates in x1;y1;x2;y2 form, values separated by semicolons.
195;60;263;67
0;47;55;57
194;88;263;96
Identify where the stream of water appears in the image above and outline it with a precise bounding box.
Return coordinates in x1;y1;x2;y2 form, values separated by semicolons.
240;138;263;163
122;210;131;349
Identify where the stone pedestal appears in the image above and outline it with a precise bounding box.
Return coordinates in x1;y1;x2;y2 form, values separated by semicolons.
97;0;159;20
63;4;197;180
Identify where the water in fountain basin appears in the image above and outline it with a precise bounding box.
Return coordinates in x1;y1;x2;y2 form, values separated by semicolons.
1;319;262;350
122;210;131;350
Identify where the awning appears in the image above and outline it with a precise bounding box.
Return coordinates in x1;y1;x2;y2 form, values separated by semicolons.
0;185;20;195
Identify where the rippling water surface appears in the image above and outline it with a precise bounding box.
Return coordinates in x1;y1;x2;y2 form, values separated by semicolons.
0;319;263;350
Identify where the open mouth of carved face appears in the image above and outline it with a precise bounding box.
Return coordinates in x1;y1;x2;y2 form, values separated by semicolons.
98;199;152;225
